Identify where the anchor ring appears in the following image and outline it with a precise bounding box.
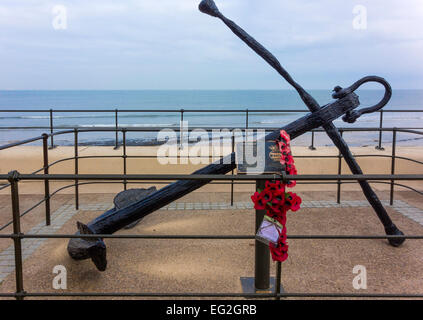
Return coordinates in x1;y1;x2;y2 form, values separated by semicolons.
332;76;392;123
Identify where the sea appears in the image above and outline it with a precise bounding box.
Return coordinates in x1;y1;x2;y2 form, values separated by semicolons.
1;90;423;147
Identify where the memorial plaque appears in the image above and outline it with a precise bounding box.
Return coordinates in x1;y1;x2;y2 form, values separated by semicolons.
236;140;283;174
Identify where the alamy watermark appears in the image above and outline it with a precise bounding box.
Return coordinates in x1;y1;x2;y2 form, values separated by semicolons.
52;5;68;30
352;265;367;289
52;265;67;289
352;5;367;30
156;121;266;174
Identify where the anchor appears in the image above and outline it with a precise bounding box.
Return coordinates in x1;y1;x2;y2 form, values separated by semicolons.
67;0;404;271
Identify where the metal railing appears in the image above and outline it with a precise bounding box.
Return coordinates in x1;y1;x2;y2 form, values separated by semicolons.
1;172;423;300
1;108;423;150
2;126;423;212
0;126;423;299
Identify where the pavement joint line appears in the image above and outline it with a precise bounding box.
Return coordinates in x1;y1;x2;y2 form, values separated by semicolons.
0;199;422;284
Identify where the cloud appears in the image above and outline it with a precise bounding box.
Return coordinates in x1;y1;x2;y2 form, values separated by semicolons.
0;0;422;89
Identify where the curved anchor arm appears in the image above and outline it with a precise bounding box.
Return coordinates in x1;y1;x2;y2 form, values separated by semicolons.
332;76;392;123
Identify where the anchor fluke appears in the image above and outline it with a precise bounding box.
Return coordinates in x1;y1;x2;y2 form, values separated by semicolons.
67;221;107;271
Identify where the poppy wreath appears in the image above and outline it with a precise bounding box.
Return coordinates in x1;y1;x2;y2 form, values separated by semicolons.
251;130;301;262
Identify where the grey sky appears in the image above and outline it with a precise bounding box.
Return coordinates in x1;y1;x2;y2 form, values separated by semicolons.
0;0;422;90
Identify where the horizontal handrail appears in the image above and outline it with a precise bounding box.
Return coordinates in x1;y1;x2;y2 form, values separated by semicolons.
1;292;420;298
0;126;422;151
2;125;423;132
1;234;423;240
0;135;44;150
2;173;423;181
1;151;422;184
1;108;423;113
2;126;423;133
1;178;421;232
2;113;423;300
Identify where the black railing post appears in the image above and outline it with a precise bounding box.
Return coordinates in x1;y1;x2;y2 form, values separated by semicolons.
337;130;343;204
255;179;270;290
114;109;119;150
245;109;249;129
180;108;184;123
390;128;397;205
230;132;235;206
49;109;55;149
42;134;51;225
123;129;127;190
8;170;25;300
376;110;385;150
275;261;282;300
74;129;79;210
309;130;316;150
179;109;185;150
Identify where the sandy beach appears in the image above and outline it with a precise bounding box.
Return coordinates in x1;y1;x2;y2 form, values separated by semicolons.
1;145;422;194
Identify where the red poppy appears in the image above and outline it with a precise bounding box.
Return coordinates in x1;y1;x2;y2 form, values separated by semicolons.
285;192;302;212
291;195;302;212
277;141;290;153
286;180;296;188
251;192;267;210
286;164;297;188
269;204;283;214
281;150;292;157
270;242;289;262
281;155;294;165
280;130;291;145
274;214;287;227
262;189;273;203
271;188;285;207
265;180;281;192
277;229;288;247
287;165;297;176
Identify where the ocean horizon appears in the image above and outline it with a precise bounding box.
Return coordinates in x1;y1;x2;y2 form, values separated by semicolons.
1;89;423;147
